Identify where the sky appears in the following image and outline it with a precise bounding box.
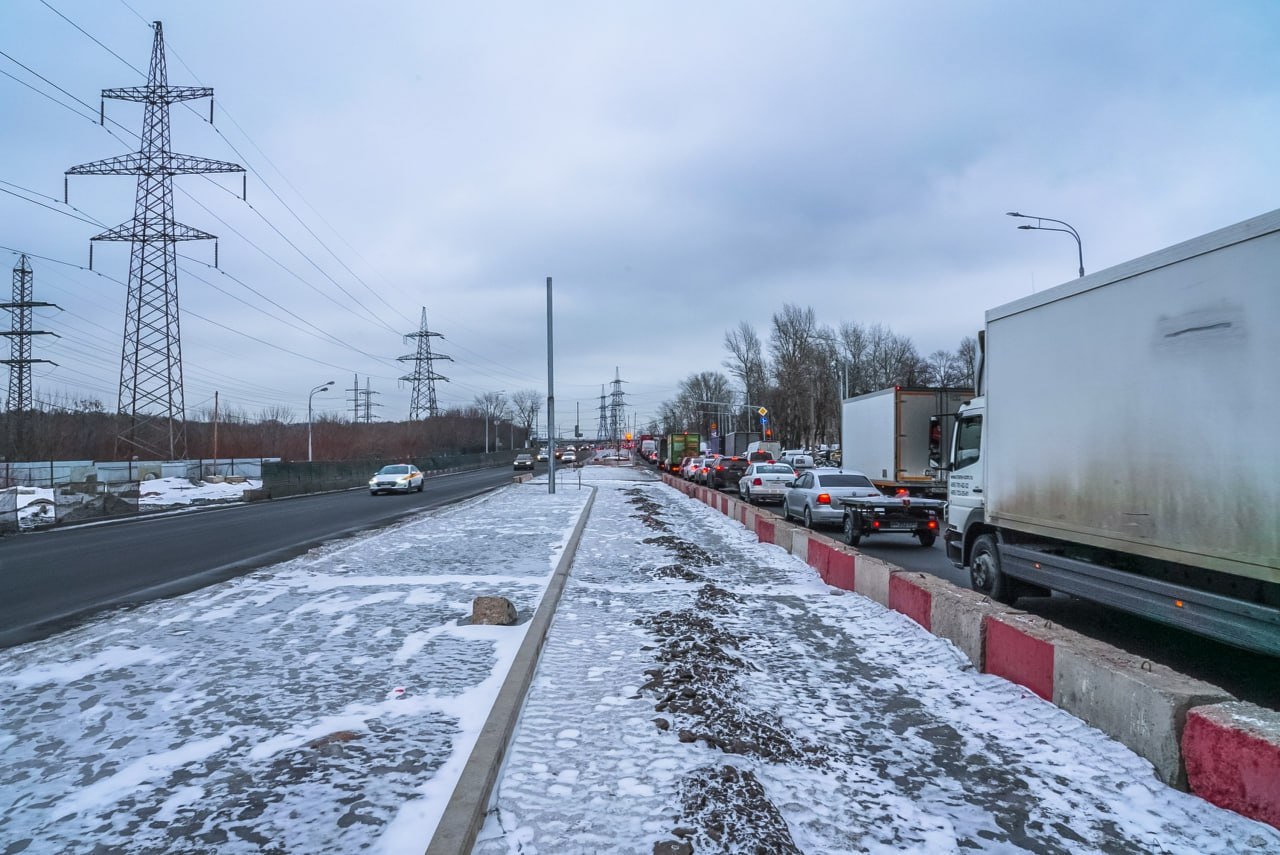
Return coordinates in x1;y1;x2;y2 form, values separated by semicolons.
2;1;1279;432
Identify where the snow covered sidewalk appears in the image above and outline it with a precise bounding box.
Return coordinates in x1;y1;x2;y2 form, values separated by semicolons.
0;484;589;853
475;473;1280;854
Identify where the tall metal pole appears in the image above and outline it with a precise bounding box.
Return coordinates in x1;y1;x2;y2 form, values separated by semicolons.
307;380;333;462
546;276;556;493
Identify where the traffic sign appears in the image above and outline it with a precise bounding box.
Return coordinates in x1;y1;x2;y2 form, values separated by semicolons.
757;407;768;416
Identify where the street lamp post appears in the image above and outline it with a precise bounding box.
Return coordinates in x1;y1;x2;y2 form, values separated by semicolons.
307;380;334;462
1006;211;1084;278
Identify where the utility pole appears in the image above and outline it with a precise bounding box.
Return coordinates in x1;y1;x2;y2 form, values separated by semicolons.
546;276;556;494
398;307;451;419
1;255;59;456
67;21;244;461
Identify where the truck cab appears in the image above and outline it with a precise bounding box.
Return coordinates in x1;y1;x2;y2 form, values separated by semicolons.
943;399;985;568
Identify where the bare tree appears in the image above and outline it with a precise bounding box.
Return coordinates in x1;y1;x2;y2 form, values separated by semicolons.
956;335;978;389
510;388;542;440
722;322;768;410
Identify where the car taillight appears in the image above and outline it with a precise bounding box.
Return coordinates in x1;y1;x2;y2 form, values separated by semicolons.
872;520;881;529
715;465;723;471
753;477;762;486
817;493;830;505
928;519;938;530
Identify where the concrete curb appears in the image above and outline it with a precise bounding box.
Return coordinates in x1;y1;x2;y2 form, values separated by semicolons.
426;485;598;854
658;474;1279;827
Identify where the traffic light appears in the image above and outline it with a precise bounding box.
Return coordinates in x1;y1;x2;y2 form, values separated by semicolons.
765;428;773;439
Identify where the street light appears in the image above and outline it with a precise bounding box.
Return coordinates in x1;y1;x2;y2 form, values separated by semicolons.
1007;211;1084;278
485;391;506;454
307;380;334;462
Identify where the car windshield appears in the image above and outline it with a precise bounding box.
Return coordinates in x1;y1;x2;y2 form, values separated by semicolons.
377;465;409;475
818;474;875;488
757;465;793;474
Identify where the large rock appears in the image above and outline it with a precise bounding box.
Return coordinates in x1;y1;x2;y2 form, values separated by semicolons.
472;596;518;626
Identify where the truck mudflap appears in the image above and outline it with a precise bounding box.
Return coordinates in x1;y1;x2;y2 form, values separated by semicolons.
999;543;1280;658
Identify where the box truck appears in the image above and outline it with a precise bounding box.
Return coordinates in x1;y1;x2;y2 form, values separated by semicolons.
840;387;972;498
663;433;701;474
945;208;1280;655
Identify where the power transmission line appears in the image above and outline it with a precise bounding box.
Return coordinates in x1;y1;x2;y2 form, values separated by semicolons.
399;308;452;419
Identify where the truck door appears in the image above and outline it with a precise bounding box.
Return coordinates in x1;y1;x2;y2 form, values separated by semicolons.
945;404;985;562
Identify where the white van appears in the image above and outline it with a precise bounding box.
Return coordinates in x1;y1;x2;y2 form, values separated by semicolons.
744;441;782;462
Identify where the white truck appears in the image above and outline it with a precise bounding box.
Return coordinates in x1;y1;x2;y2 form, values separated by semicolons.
840;387;972;498
945;208;1280;656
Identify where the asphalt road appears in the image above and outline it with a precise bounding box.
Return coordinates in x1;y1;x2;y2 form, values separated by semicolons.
0;464;527;648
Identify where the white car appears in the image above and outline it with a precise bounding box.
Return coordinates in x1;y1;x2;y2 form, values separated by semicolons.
737;462;795;504
782;468;880;528
369;463;424;495
562;450;577;464
682;456;705;480
535;449;549;462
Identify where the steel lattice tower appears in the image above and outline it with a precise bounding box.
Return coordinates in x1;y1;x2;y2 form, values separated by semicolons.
608;367;627;445
398;307;452;419
595;384;608;441
67;21;243;460
1;255;59;455
359;377;381;423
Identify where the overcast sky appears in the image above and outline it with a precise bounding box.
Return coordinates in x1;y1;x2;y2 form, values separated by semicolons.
2;1;1278;432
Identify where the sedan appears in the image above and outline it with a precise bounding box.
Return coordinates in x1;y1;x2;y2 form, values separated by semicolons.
369;463;424;495
513;454;534;470
737;462;795;505
782;468;881;528
562;450;578;464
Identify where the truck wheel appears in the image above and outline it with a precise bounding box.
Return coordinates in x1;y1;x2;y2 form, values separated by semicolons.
843;514;861;546
918;532;936;548
971;534;1017;604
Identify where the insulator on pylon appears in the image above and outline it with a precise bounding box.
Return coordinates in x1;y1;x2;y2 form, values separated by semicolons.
88;242;93;271
214;240;219;269
99;100;104;126
209;98;214;124
241;174;246;201
63;176;68;205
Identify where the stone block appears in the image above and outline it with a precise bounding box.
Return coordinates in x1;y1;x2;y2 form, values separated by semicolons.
472;596;518;626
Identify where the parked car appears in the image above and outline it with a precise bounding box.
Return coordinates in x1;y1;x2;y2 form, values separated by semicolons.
369;463;424;495
737;462;795;504
513;454;534;470
709;455;750;491
781;468;880;528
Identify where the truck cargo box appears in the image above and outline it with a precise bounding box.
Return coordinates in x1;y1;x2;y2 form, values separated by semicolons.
984;211;1280;583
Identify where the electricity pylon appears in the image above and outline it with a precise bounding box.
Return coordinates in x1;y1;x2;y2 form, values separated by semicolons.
1;255;59;456
67;21;244;460
398;308;451;419
595;384;608;441
608;367;627;445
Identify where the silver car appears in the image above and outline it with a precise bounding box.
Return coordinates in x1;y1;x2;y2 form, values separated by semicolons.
738;462;795;504
782;468;880;528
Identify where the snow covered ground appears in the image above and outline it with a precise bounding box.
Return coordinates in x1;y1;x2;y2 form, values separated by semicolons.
1;466;1277;853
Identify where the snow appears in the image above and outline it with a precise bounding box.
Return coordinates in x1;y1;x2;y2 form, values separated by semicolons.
3;476;261;529
1;465;1278;853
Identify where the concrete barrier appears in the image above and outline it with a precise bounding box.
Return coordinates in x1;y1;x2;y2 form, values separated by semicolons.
853;555;893;607
1054;637;1231;788
983;612;1057;701
754;515;776;545
1184;702;1280;829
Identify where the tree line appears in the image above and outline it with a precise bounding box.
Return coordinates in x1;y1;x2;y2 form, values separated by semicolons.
655;304;976;450
0;389;545;463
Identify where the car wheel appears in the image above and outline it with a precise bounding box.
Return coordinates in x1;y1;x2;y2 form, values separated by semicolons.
742;488;752;504
842;514;861;546
918;532;936;548
803;507;814;529
970;534;1017;604
417;481;424;493
370;490;378;496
